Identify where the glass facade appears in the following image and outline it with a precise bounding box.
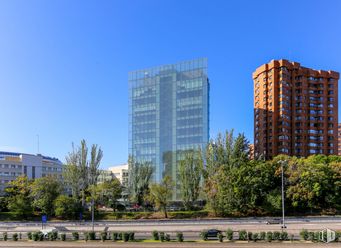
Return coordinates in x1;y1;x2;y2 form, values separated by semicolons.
129;58;209;199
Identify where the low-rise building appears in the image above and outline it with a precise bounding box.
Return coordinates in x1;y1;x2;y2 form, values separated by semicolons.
108;163;128;188
0;151;63;194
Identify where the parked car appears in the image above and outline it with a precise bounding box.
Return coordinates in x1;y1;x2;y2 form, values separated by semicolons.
266;218;282;225
206;229;222;238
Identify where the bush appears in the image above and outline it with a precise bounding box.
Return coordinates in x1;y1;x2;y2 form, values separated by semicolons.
247;231;253;241
100;232;107;241
122;232;129;242
118;233;122;240
160;232;165;242
300;229;308;241
280;231;288;241
218;233;223;242
27;232;32;240
200;230;208;241
129;232;134;241
273;231;280;240
226;228;233;240
238;230;247;240
60;233;66;241
19;232;22;240
165;234;170;241
266;231;273;242
48;231;58;241
12;233;18;241
54;195;79;219
3;232;7;241
335;231;341;242
72;232;79;241
112;232;118;241
259;232;266;240
152;230;159;240
252;232;258;241
176;232;184;242
88;232;96;240
313;232;319;241
32;232;42;241
84;232;88;241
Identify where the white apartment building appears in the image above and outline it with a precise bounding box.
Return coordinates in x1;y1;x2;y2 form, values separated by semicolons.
108;163;128;188
0;151;63;194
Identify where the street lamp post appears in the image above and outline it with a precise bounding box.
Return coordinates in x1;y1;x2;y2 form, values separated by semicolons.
279;160;287;229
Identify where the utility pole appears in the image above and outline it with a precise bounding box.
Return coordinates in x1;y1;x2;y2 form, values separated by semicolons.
279;160;287;229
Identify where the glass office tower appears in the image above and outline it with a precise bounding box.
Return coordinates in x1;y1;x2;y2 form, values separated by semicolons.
129;58;209;199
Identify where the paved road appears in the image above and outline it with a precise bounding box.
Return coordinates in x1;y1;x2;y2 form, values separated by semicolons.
0;241;340;248
0;216;340;238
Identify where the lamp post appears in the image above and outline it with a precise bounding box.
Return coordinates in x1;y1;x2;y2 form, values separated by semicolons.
278;160;287;229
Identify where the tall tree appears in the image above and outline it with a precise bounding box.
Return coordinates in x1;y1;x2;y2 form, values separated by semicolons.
179;149;203;210
149;175;174;218
128;156;154;207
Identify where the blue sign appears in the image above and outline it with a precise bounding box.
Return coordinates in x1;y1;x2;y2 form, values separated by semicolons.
42;215;47;223
79;212;83;221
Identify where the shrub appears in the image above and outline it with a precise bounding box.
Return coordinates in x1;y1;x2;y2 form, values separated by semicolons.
300;229;308;241
290;234;294;241
259;232;266;240
266;231;273;242
160;232;165;242
100;232;107;241
52;231;58;241
252;232;258;241
88;232;96;240
218;233;223;242
247;231;253;241
32;232;42;241
273;231;280;240
226;228;233;240
112;232;118;241
152;230;159;240
118;233;122;240
200;230;208;241
238;230;247;240
335;231;341;242
12;233;18;241
3;232;7;241
176;232;184;242
83;232;88;241
60;233;66;241
313;232;319;241
27;232;32;240
122;232;129;242
128;232;135;241
19;233;22;240
280;231;288;241
165;234;170;241
72;232;79;241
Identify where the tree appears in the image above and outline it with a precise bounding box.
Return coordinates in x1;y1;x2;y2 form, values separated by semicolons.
30;176;62;216
178;150;203;210
5;176;33;218
128;156;154;207
54;195;79;219
96;179;122;210
149;176;174;218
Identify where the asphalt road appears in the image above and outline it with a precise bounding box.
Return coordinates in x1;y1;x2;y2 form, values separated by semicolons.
0;216;341;239
0;241;340;248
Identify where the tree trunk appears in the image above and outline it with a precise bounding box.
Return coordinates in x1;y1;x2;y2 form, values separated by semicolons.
163;206;168;218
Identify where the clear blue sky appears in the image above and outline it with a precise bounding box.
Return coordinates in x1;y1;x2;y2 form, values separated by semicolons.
1;0;341;168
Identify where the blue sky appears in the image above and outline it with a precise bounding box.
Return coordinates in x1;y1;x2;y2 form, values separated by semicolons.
1;0;341;168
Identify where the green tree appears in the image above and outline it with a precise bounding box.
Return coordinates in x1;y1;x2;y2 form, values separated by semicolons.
178;150;203;210
149;176;174;218
128;156;154;207
5;176;33;218
96;178;122;210
30;176;62;216
54;195;79;219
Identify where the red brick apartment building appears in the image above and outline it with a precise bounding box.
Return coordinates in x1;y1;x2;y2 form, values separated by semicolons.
253;59;339;159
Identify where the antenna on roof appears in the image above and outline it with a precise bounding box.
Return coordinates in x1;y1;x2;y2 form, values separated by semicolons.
37;134;40;154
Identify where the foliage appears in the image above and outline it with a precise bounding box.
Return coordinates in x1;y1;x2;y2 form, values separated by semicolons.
160;232;165;242
226;228;233;240
178;150;203;210
266;231;273;242
88;231;96;240
72;232;79;240
122;232;129;242
5;176;33;218
100;232;107;241
176;232;184;242
60;233;66;241
54;195;79;219
152;230;159;240
93;178;122;209
149;176;174;218
12;233;18;241
3;232;7;241
128;156;154;207
27;232;32;240
238;230;247;240
200;230;208;241
30;176;62;215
